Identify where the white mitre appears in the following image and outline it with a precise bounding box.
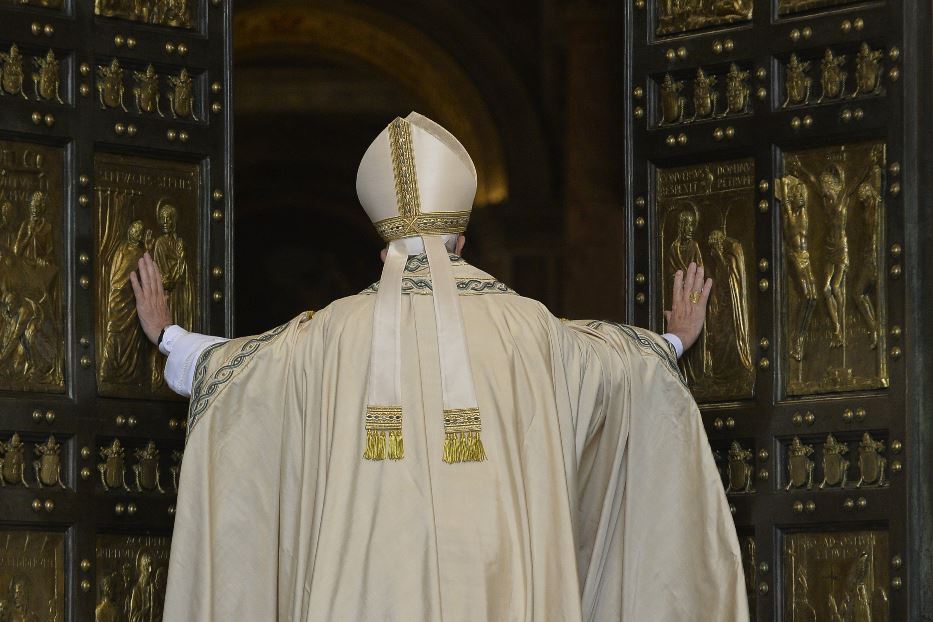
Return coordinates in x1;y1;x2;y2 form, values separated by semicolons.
355;112;485;464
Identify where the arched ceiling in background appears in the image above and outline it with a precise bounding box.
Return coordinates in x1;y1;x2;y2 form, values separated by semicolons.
234;4;510;207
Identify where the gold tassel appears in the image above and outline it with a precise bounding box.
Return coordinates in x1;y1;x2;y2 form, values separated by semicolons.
388;430;404;460
443;408;486;463
364;406;403;461
364;429;387;460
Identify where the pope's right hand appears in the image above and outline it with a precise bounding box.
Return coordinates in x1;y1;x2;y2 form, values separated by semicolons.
664;262;712;352
131;252;173;345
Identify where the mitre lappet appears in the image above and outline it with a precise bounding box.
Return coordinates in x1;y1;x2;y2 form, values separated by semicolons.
356;112;484;463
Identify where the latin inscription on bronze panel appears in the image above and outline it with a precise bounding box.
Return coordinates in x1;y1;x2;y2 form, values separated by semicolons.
96;534;170;622
95;0;196;30
0;530;65;621
783;529;889;621
657;159;756;402
0;140;65;393
777;141;887;396
656;0;752;37
94;153;200;399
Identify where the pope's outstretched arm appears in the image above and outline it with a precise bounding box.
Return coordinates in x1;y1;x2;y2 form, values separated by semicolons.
131;252;227;396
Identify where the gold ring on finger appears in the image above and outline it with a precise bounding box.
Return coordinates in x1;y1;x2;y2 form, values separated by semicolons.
689;291;701;304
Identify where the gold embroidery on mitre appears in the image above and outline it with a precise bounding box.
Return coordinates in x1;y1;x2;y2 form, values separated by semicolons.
373;118;471;243
363;406;404;461
442;408;486;463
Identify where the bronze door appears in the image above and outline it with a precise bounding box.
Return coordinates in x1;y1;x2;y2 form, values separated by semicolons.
0;0;232;617
625;0;932;619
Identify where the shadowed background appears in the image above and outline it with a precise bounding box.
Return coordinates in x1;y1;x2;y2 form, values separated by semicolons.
232;0;625;334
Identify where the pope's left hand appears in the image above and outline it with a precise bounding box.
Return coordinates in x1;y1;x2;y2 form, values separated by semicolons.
664;262;712;352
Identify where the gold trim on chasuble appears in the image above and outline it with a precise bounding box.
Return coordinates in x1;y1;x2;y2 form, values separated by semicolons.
364;406;405;460
373;118;472;243
443;408;486;463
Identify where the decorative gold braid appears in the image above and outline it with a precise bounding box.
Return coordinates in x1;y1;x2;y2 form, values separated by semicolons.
442;408;486;463
373;118;472;243
364;406;404;461
388;118;420;220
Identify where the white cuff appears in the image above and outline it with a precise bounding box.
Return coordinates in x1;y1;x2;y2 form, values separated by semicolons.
158;324;187;355
161;326;228;397
661;332;684;359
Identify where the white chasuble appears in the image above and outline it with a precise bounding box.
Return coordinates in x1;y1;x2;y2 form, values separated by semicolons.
163;256;748;621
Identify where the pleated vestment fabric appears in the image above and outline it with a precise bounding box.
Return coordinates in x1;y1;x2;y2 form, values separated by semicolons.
163;257;748;622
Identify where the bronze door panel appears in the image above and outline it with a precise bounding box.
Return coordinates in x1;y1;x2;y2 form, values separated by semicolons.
654;0;753;38
95;0;198;31
0;139;65;393
783;529;890;621
0;529;66;621
94;152;201;400
0;0;232;617
627;0;919;616
777;140;887;396
95;533;171;621
656;158;757;402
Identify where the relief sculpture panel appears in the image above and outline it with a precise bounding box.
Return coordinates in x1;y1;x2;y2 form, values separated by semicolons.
5;0;63;10
0;530;65;622
96;534;170;622
656;0;752;37
95;0;195;30
657;64;751;127
776;141;887;396
0;140;65;393
778;0;864;17
94;153;200;399
783;530;889;621
657;158;756;402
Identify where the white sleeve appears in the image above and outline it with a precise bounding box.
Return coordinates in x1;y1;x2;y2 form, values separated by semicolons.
159;325;229;398
660;332;684;359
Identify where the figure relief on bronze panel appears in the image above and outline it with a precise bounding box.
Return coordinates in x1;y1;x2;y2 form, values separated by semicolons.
779;0;863;17
98;59;128;111
656;0;752;37
10;0;63;8
0;530;65;622
690;68;718;121
659;74;686;125
0;44;30;100
725;440;755;494
167;68;198;120
724;63;750;115
854;43;884;97
1;433;30;486
95;0;194;29
855;432;887;488
96;535;171;622
777;141;887;395
783;54;813;108
95;153;200;399
133;65;164;116
818;48;848;102
0;140;65;392
819;433;850;488
784;530;889;621
133;440;165;493
31;50;63;104
32;434;65;488
784;436;815;490
657;159;756;402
